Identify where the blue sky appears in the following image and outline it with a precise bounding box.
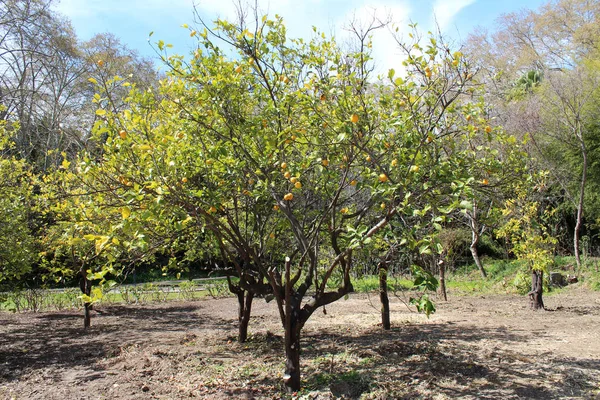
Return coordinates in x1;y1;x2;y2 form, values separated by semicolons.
55;0;548;73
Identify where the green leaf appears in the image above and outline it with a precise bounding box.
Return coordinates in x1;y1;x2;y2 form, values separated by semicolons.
459;200;473;210
419;244;431;255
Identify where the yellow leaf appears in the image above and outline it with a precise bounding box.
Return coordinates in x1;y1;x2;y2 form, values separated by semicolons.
95;236;110;254
88;77;98;84
121;207;131;219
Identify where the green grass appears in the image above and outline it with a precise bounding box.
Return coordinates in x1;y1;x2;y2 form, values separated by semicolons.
3;257;599;313
351;275;413;293
444;259;525;295
0;278;234;312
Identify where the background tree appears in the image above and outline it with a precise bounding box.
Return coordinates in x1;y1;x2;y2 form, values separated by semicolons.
465;0;600;267
0;113;37;283
0;0;158;171
497;178;557;309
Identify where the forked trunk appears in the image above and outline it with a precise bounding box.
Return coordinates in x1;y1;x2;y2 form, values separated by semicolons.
529;270;544;310
379;264;390;330
237;290;254;343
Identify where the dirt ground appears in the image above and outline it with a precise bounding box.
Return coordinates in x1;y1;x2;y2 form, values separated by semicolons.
1;286;599;399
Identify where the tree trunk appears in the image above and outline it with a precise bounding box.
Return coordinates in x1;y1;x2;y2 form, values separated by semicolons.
83;302;91;329
237;290;254;343
574;155;586;270
529;270;544;310
79;273;91;328
283;322;301;393
470;231;487;278
439;260;447;301
379;263;390;330
574;124;587;270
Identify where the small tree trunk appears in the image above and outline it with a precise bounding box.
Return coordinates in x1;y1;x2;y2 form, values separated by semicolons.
438;260;447;301
282;256;303;394
470;232;487;279
529;270;544;310
283;322;301;393
574;125;587;271
79;273;92;328
237;290;254;343
379;263;390;330
83;302;91;329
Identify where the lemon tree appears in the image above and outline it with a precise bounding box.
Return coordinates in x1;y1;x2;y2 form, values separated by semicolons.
81;15;522;392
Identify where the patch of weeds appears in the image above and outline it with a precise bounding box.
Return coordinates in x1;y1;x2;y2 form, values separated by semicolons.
358;356;376;366
206;281;230;298
238;362;264;379
329;370;372;399
47;288;80;310
311;371;335;387
179;281;198;301
143;282;169;302
120;285;147;304
205;359;226;375
2;288;48;312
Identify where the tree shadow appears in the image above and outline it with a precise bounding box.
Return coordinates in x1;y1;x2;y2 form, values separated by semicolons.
248;323;598;399
0;303;233;382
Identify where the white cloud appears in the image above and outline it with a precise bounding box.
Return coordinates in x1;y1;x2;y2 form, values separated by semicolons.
432;0;476;31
